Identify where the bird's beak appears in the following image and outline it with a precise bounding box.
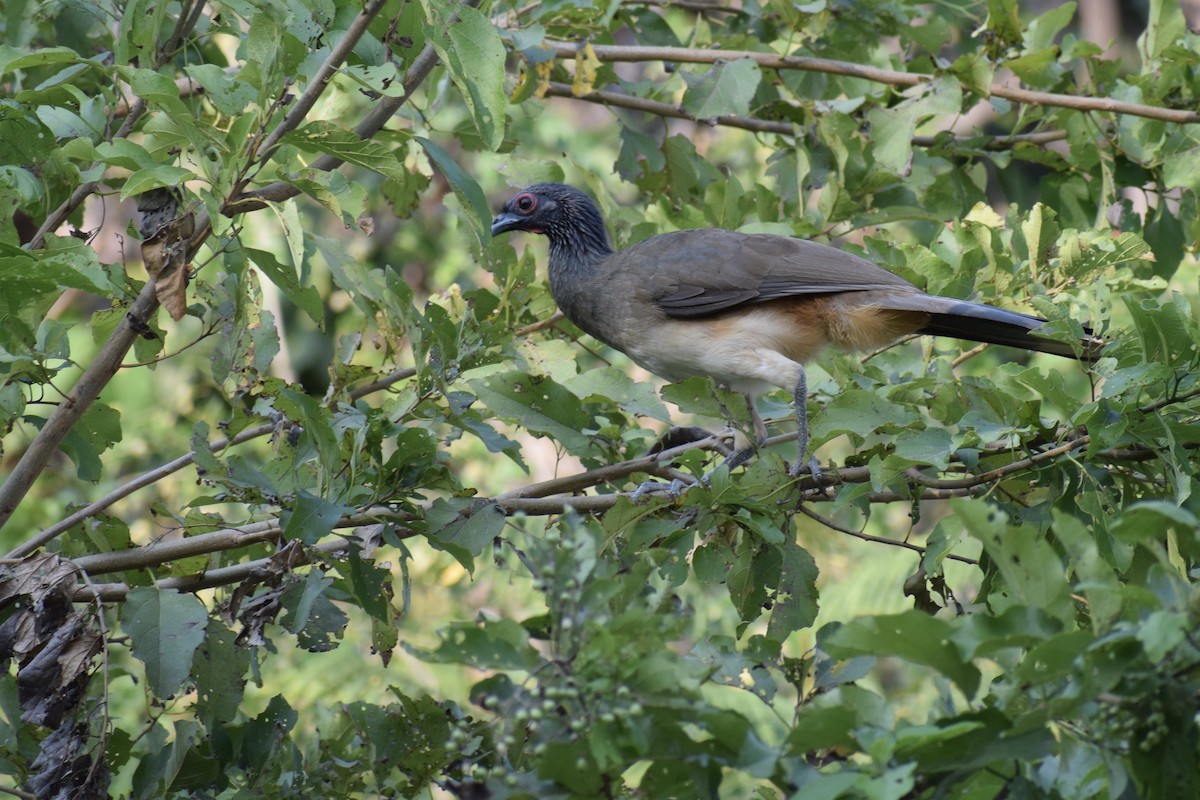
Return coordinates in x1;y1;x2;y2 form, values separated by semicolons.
491;212;522;236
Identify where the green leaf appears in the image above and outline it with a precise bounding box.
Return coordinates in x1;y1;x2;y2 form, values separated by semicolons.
824;612;981;696
340;546;397;622
0;45;79;77
120;166;196;200
281;490;349;545
57;401;122;481
193;620;249;728
565;366;671;422
415;136;491;242
1138;610;1188;662
426;498;507;566
812;388;920;444
1124;294;1197;366
244;246;324;326
1145;204;1186;280
892;427;954;470
117;0;169;67
286;168;369;230
280;122;410;184
787;685;889;753
404;619;541;671
1006;47;1060;86
95;139;159;170
1163;146;1200;193
420;2;506;149
282;569;349;652
956;499;1071;615
765;539;819;641
276;388;341;472
1140;0;1187;61
1025;2;1076;51
0;246;121;314
682;59;762;119
122;588;208;699
182;64;257;116
1109;501;1197;543
468;371;591;452
867;76;962;174
1052;512;1122;629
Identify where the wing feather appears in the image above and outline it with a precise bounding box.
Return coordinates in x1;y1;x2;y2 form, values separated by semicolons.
615;229;919;319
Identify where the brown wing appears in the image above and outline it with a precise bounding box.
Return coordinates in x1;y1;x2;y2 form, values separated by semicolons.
615;229;919;319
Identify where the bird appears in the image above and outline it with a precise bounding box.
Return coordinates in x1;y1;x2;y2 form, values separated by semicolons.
491;182;1100;489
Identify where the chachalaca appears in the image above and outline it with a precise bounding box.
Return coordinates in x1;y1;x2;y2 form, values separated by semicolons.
492;183;1100;485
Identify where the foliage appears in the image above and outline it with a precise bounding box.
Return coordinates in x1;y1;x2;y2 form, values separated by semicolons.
2;0;1200;797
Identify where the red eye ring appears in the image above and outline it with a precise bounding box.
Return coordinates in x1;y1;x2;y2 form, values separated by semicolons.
514;193;537;214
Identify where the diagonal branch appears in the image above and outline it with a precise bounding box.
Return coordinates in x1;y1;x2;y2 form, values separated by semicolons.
246;0;390;170
0;281;163;533
230;0;483;213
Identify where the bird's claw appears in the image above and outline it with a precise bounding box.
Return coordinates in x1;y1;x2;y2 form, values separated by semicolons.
630;478;689;502
789;455;823;483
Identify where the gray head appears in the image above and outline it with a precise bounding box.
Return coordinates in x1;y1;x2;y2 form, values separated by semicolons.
491;183;613;261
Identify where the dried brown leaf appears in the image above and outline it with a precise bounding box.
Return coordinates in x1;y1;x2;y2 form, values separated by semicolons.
142;212;196;321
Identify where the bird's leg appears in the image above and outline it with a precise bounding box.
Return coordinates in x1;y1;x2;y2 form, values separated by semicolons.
788;367;822;480
711;393;764;473
630;476;690;502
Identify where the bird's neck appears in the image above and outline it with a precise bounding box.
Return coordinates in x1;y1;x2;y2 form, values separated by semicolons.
546;208;614;274
543;210;614;338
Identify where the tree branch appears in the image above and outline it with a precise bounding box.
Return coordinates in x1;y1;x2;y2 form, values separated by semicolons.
0;281;162;533
543;82;1068;149
68;508;410;576
41;406;1194;604
543;41;1200;125
79;537;356;602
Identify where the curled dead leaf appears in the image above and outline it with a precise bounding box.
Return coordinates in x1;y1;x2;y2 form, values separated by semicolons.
141;212;196;321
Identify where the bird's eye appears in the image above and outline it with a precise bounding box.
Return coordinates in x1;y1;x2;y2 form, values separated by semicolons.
514;193;537;213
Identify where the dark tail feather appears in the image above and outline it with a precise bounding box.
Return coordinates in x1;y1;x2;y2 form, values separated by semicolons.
882;294;1101;361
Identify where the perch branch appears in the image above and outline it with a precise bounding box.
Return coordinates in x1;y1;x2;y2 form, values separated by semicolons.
543;82;1068;148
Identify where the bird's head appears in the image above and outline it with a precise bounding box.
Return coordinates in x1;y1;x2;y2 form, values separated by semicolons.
491;183;612;259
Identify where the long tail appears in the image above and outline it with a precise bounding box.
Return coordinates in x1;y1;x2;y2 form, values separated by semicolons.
880;294;1101;361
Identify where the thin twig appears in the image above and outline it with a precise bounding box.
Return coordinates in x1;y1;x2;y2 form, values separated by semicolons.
514;311;565;336
797;504;978;565
625;0;750;14
119;323;219;368
950;342;990;368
